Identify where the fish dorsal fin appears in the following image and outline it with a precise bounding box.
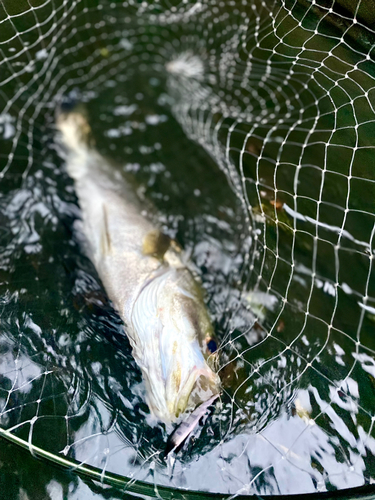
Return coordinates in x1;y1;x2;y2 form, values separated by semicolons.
142;229;171;259
100;204;112;255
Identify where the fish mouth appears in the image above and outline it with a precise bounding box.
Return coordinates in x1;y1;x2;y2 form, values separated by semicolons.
170;366;220;418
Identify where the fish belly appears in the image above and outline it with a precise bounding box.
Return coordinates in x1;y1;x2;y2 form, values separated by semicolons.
73;161;162;319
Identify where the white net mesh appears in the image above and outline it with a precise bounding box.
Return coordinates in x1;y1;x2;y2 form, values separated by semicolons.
1;0;375;496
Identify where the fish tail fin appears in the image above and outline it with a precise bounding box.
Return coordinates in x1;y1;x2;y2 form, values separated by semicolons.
56;105;92;151
56;103;95;179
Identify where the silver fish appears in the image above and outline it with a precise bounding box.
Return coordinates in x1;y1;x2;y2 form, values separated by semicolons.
56;109;221;424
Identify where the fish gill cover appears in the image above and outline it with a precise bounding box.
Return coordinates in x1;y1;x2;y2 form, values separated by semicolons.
0;0;375;497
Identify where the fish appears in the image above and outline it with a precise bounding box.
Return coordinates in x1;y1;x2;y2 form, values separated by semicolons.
56;107;221;424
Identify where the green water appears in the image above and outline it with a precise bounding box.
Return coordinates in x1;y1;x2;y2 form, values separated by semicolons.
1;0;375;498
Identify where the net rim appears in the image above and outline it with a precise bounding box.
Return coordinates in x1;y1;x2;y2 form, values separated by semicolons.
1;426;375;500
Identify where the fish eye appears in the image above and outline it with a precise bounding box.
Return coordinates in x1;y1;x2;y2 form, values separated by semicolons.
206;339;217;353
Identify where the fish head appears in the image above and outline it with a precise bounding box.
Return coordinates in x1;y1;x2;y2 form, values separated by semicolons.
157;271;221;421
162;332;220;420
131;267;221;423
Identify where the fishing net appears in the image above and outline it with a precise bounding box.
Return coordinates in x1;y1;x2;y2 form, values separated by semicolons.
1;0;375;497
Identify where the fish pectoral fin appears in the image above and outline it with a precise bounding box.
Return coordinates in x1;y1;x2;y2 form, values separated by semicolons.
142;229;171;259
100;204;112;255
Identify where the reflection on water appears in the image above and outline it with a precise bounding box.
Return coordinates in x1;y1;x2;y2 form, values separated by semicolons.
1;0;375;497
